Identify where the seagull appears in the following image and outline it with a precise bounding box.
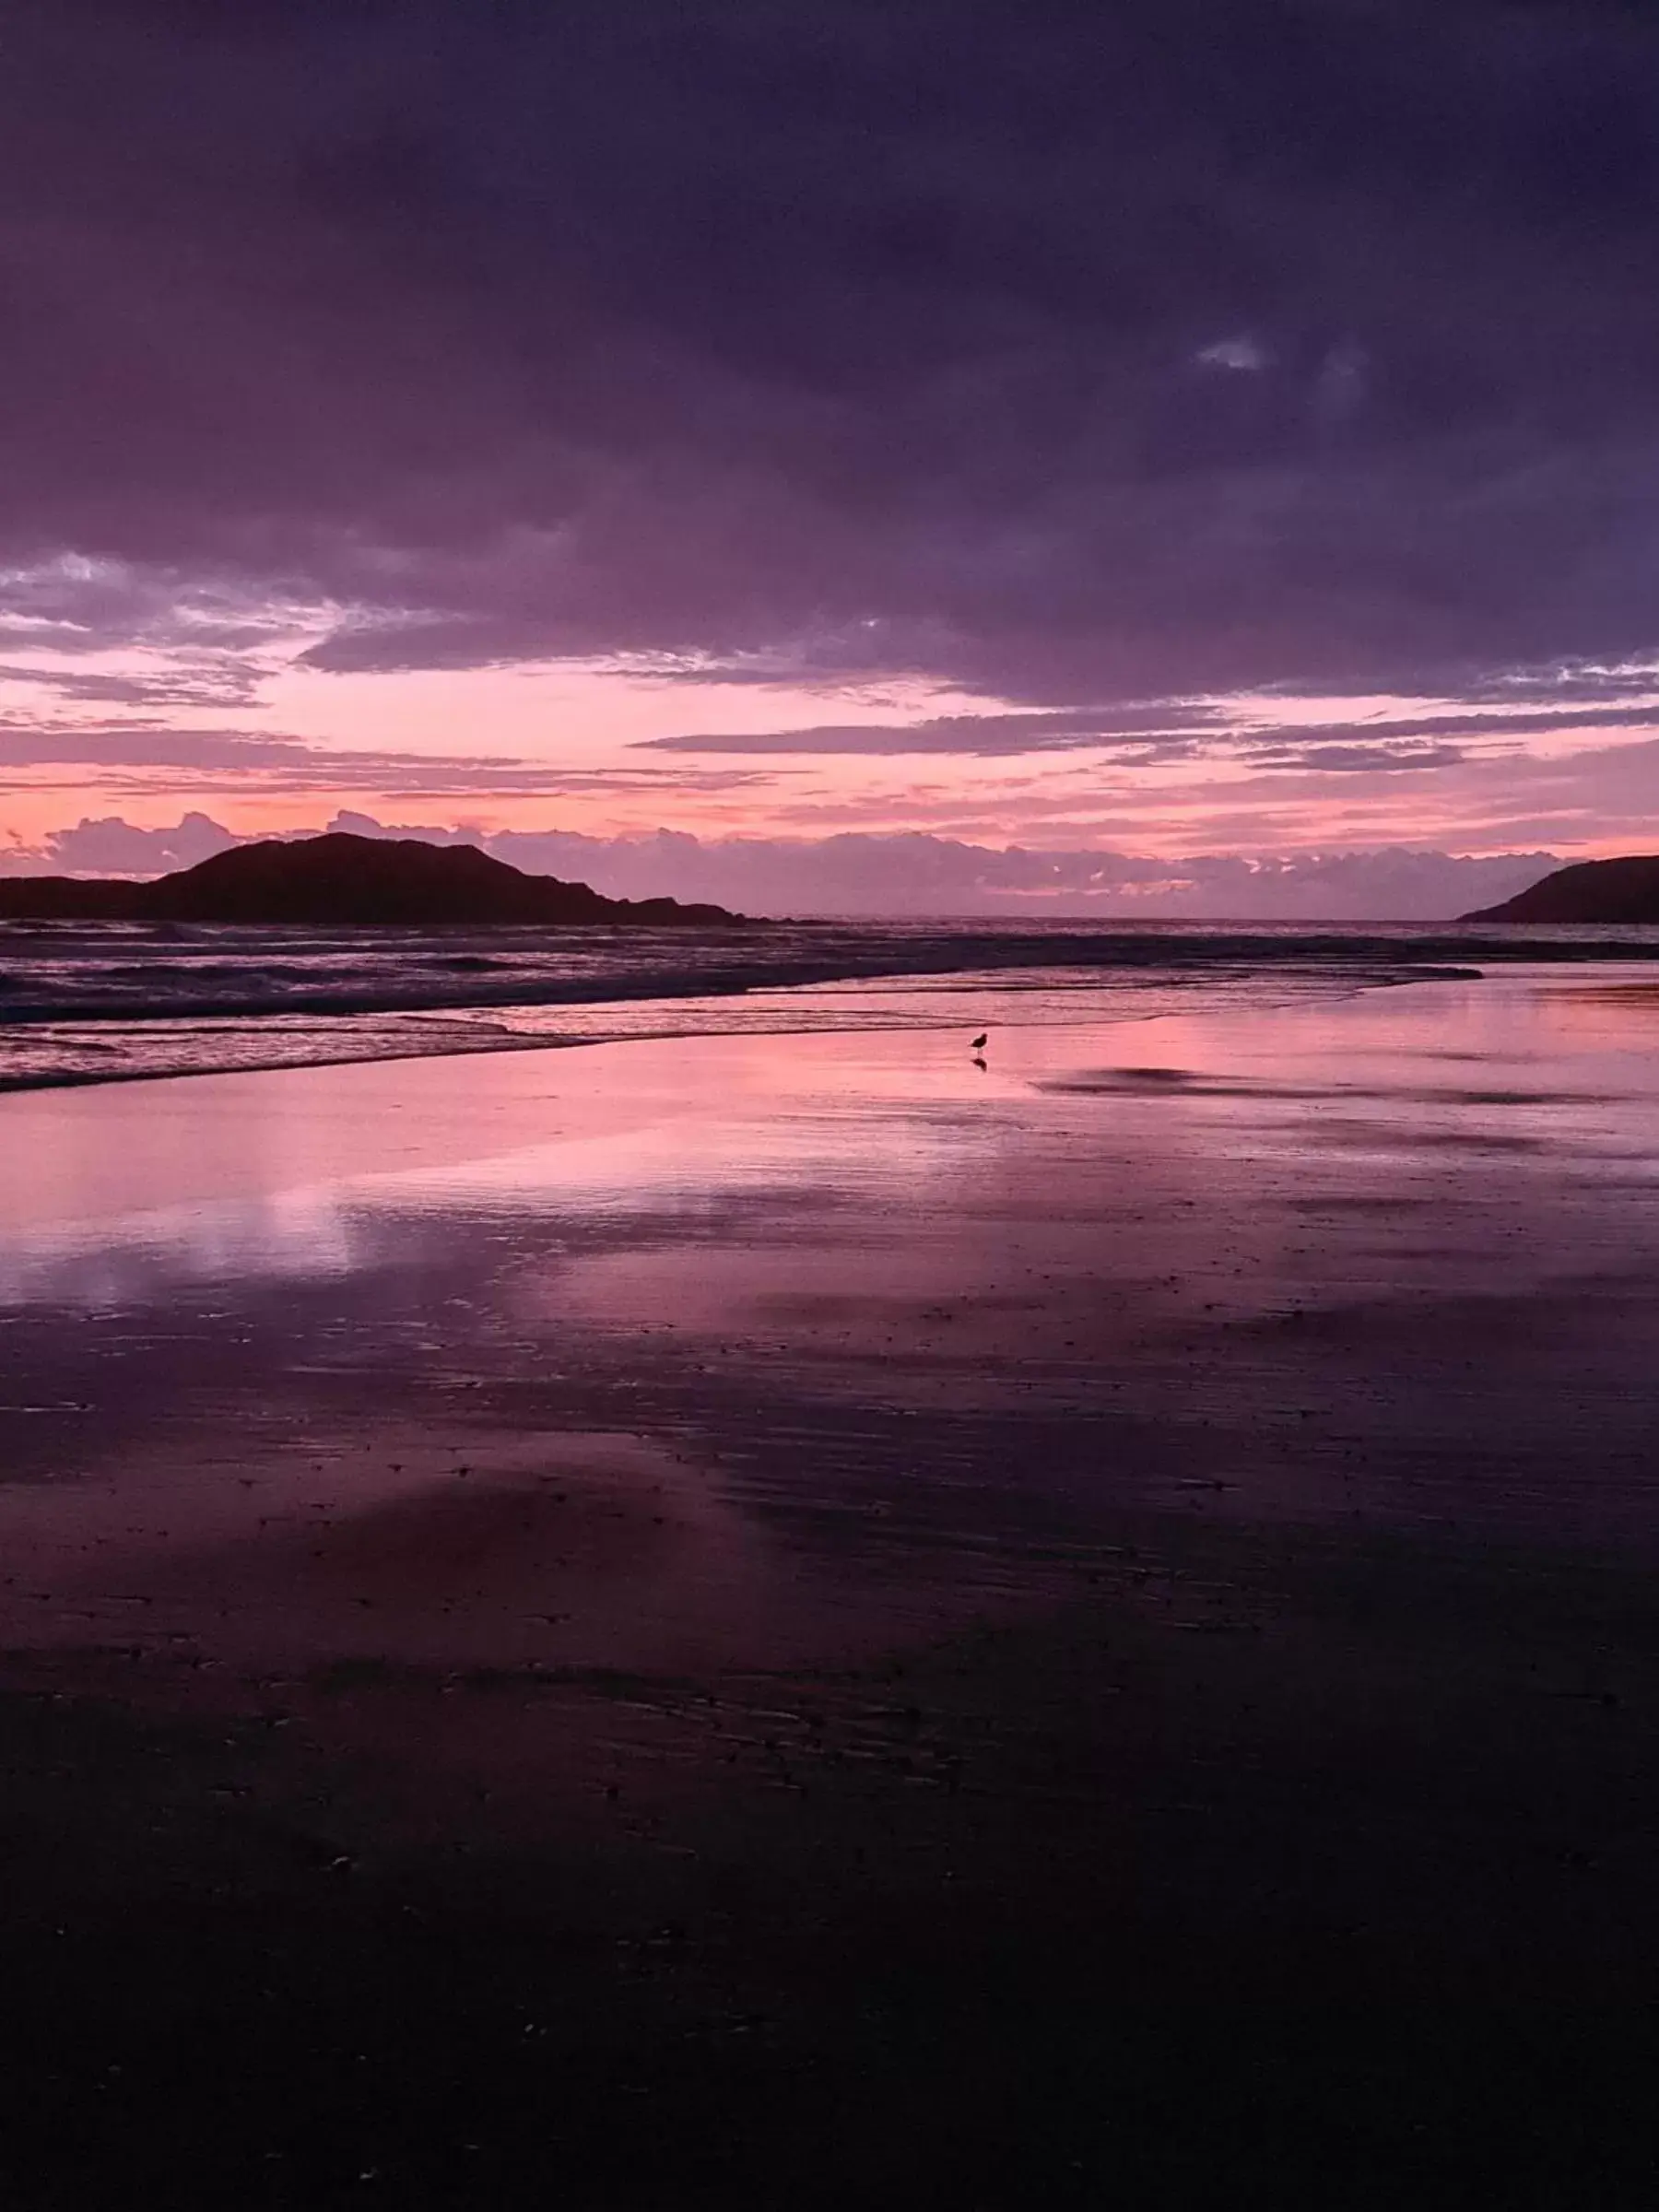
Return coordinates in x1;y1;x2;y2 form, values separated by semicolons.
971;1032;988;1051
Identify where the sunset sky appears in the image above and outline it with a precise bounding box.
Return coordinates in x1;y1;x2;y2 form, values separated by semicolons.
6;0;1659;913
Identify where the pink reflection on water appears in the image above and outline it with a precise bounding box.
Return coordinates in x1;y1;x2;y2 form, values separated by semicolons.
5;963;1659;1697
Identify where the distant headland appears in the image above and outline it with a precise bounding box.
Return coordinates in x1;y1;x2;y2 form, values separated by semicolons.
1462;855;1659;924
0;832;747;928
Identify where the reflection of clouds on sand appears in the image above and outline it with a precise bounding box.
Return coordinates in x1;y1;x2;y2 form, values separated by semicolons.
0;1066;1012;1310
0;1182;371;1307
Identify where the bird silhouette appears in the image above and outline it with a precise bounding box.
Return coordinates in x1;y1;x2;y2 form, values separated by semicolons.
971;1031;988;1051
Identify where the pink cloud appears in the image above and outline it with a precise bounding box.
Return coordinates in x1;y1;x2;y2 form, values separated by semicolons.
6;807;1558;921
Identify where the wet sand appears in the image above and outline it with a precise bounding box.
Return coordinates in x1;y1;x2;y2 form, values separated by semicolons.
3;968;1659;2205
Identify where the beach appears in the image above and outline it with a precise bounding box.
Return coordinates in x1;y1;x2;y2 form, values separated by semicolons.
4;963;1659;2205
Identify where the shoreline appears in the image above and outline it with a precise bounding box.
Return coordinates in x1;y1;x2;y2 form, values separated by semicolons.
0;951;1494;1097
0;983;1428;1098
9;907;1659;1098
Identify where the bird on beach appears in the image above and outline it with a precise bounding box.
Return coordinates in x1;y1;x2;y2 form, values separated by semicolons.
971;1031;988;1051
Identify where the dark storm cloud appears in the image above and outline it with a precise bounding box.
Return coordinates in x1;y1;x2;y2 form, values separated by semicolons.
10;2;1659;700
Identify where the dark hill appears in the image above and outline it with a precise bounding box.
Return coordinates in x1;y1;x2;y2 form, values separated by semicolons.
1462;855;1659;924
0;833;745;927
0;876;138;921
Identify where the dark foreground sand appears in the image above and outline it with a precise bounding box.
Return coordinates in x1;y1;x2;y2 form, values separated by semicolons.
3;968;1659;2206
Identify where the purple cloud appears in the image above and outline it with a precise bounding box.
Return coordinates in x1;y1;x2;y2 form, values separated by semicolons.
5;807;1559;921
637;708;1222;758
0;659;264;708
0;719;782;796
38;811;244;876
1247;744;1469;774
4;1;1659;715
639;702;1659;763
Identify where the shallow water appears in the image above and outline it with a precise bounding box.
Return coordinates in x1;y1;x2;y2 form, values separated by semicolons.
6;912;1659;1088
5;962;1659;1689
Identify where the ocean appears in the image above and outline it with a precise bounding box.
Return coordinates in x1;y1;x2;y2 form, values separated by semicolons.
6;914;1659;1090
